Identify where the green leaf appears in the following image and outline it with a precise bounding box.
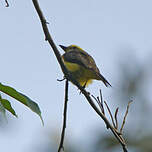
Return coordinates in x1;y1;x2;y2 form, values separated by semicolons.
19;93;44;125
0;99;17;117
0;101;6;120
0;83;44;125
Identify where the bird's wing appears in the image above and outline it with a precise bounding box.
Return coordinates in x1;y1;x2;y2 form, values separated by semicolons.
63;50;112;87
63;50;100;73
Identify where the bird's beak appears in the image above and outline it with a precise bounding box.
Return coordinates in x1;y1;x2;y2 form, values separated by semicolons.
59;45;67;52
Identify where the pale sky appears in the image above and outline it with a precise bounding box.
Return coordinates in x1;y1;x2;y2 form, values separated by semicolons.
1;0;152;152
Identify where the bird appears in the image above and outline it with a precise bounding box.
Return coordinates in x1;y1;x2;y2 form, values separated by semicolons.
59;44;111;88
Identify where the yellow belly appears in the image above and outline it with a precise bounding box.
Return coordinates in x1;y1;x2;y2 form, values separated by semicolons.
63;61;94;87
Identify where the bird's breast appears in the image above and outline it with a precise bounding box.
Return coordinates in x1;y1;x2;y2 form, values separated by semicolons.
64;61;80;72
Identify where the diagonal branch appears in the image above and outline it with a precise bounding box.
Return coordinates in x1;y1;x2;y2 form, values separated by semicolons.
31;1;128;151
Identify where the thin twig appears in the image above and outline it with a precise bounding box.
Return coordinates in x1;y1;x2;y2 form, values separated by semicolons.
58;80;69;152
99;90;102;103
120;101;132;133
99;90;105;114
92;94;110;129
31;1;128;151
92;95;103;114
104;101;116;128
57;77;66;82
91;90;104;114
91;95;98;104
114;107;119;129
97;96;104;114
5;0;9;7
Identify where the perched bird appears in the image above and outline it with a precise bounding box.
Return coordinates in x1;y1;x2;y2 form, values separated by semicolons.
60;45;111;88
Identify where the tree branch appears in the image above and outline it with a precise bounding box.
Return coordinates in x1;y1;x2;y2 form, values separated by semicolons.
31;0;128;151
5;0;9;7
58;80;69;152
120;100;132;134
114;107;119;129
104;101;116;128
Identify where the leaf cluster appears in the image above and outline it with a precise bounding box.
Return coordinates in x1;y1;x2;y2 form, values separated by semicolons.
0;83;43;125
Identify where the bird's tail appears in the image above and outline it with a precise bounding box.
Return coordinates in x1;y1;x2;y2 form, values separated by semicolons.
98;73;112;87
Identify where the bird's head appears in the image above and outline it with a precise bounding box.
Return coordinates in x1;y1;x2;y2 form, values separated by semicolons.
59;45;84;52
